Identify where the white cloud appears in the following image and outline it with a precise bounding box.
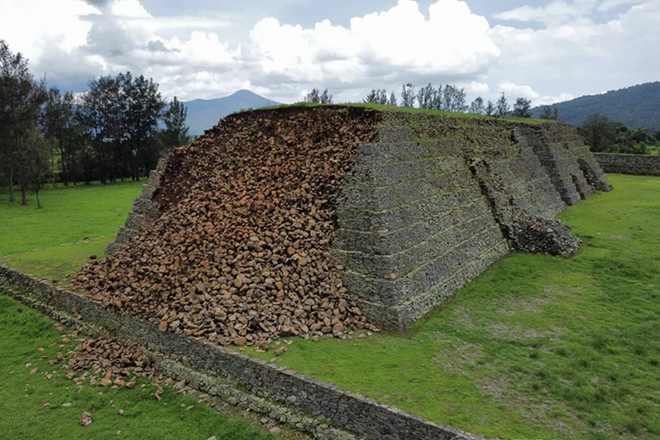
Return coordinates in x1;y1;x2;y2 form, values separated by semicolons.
0;0;657;109
0;0;98;60
249;0;500;84
597;0;646;11
494;0;597;25
108;0;150;17
459;82;491;95
491;0;660;79
0;0;504;102
497;80;574;106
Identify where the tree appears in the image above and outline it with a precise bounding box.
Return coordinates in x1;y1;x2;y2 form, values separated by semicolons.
0;40;46;202
304;88;332;104
77;75;126;184
363;89;379;104
41;87;82;185
431;84;442;110
377;89;388;105
388;91;397;107
495;93;509;117
304;88;320;103
123;73;165;179
161;97;191;153
441;85;468;112
540;105;552;119
540;105;560;120
512;97;532;118
416;83;436;109
579;113;617;152
469;97;485;115
364;89;388;105
320;88;333;104
485;100;495;116
401;83;416;108
17;126;51;208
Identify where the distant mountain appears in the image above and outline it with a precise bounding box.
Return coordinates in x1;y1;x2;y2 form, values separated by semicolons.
184;90;280;135
531;82;660;131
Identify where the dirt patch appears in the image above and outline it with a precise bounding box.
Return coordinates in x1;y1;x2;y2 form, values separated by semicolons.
493;295;553;316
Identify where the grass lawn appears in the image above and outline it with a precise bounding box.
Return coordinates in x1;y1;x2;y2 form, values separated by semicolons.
250;174;660;440
0;180;142;257
0;182;285;440
0;181;142;281
0;294;282;440
2;175;660;440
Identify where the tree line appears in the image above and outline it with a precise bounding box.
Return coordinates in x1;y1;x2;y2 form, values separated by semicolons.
0;40;191;208
579;113;660;155
305;83;660;154
304;83;562;120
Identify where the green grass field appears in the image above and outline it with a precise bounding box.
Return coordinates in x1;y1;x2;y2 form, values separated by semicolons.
250;174;660;440
0;181;142;257
250;175;660;439
0;181;142;281
2;175;659;440
0;294;282;440
0;182;285;440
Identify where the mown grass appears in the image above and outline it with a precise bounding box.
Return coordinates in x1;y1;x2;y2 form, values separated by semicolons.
0;180;142;257
1;237;111;285
249;174;660;440
0;181;287;440
2;175;659;439
0;294;283;440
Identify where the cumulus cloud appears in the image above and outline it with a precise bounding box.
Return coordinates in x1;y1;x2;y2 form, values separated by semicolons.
488;0;660;106
1;0;656;106
497;81;574;106
0;0;504;101
249;0;500;85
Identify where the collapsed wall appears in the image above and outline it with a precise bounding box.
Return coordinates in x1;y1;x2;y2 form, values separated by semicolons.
82;106;610;340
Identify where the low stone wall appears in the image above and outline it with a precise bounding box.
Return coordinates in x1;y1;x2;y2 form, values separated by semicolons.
0;264;484;440
594;154;660;176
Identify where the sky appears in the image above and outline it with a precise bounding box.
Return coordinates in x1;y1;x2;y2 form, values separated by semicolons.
0;0;658;105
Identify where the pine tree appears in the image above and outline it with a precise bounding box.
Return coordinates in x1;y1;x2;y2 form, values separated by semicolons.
495;93;510;117
161;97;191;153
512;97;532;118
401;84;416;108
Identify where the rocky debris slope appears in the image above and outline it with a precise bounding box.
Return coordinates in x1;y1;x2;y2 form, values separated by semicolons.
74;107;380;349
470;158;581;258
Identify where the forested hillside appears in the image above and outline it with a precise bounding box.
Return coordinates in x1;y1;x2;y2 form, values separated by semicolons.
532;82;660;131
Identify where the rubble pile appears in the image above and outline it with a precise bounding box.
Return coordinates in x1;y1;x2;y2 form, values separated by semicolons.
74;107;380;349
67;337;155;386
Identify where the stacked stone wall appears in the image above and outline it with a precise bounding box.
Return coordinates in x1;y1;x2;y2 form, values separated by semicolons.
531;124;610;205
595;154;660;176
334;127;509;329
334;116;610;329
105;161;165;255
